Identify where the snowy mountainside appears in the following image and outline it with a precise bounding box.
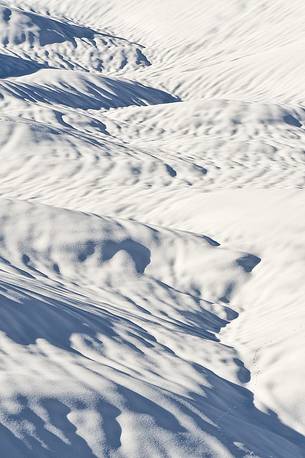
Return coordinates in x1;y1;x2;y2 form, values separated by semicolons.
0;1;304;457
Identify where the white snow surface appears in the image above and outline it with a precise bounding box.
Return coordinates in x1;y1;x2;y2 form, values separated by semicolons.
0;0;304;456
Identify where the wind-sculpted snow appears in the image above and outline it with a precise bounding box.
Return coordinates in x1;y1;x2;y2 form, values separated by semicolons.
0;0;304;457
0;198;302;458
0;4;151;73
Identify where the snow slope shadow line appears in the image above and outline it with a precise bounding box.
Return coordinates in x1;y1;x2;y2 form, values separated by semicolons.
0;273;225;351
0;277;155;354
0;370;304;457
0;53;49;79
185;362;305;457
144;276;250;383
0;395;120;457
0;273;303;455
1;75;181;110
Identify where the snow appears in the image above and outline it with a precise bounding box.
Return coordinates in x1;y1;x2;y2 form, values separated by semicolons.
0;0;304;456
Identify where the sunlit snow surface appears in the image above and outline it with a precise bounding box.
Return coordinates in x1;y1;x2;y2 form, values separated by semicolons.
0;1;304;456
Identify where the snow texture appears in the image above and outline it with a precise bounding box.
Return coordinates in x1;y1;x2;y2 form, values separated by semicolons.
0;0;304;456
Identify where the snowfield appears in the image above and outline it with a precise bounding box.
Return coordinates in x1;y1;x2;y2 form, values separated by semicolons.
0;0;304;456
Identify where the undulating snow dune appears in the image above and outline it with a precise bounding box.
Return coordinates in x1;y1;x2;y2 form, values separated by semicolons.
0;0;304;456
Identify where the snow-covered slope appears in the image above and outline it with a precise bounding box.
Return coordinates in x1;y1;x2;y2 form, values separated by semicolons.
0;0;304;456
